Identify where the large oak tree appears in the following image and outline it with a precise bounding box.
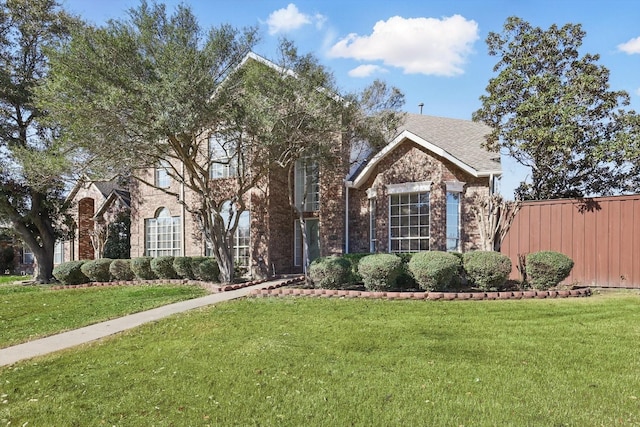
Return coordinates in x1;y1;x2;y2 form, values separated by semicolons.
473;16;640;200
0;0;78;282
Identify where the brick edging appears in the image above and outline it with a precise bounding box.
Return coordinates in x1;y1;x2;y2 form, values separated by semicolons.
248;287;592;300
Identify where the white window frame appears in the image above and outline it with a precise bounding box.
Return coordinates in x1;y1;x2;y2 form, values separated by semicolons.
445;181;464;252
22;247;34;264
54;241;65;264
209;135;237;179
145;207;182;257
369;195;377;253
155;160;171;188
388;191;430;253
294;158;320;212
205;203;250;269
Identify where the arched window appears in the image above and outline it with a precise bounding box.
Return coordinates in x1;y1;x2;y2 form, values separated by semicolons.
145;207;181;257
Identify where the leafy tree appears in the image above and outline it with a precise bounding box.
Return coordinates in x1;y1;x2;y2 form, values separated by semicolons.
41;3;403;282
473;16;640;200
0;0;78;282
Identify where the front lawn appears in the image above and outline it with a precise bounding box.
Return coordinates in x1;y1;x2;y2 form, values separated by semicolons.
0;284;208;348
0;275;25;285
1;291;639;425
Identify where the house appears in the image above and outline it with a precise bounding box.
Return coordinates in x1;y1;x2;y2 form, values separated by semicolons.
58;176;131;264
129;110;501;278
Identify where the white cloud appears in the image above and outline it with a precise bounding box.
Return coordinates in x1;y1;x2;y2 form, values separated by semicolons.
328;15;479;76
266;4;326;35
618;36;640;54
348;64;388;78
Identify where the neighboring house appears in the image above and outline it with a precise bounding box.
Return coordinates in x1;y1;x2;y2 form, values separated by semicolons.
58;176;131;264
130;111;502;278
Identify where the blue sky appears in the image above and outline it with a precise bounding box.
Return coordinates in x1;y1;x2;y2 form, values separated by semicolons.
61;0;640;198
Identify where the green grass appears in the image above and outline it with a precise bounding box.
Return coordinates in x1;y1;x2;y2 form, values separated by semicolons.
1;292;640;426
0;284;208;348
0;275;25;285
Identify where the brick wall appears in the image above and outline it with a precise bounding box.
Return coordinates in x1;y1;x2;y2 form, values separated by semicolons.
348;140;490;253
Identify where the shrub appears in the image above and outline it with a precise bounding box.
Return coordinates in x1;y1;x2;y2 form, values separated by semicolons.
340;253;372;284
463;251;512;291
395;253;418;289
109;259;135;281
173;256;196;280
358;254;403;291
195;257;219;282
130;257;156;280
309;256;351;289
150;256;178;279
408;251;461;291
526;251;574;290
53;261;89;285
80;258;113;282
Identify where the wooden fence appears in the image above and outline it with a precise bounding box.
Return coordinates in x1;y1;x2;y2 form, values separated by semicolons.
500;194;640;288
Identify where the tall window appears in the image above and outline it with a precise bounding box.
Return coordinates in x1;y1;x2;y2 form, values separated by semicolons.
22;247;34;264
389;192;430;252
294;158;319;212
446;192;461;251
155;160;171;188
206;203;250;269
209;135;237;179
369;197;377;252
54;241;64;264
145;207;181;257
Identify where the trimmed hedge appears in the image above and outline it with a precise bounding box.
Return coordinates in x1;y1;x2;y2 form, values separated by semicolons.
463;251;512;291
194;257;219;282
358;254;403;291
340;253;372;284
309;256;352;289
173;256;196;280
526;251;574;290
53;261;89;285
109;259;135;281
130;257;156;280
80;258;113;282
150;256;178;279
409;251;461;291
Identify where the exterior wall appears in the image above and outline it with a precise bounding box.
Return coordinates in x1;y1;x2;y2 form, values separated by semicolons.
501;194;640;288
61;182;107;263
348;140;490;254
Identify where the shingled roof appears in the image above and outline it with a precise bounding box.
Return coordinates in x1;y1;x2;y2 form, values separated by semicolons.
350;113;502;188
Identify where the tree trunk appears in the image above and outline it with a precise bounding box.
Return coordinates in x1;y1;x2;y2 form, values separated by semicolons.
32;245;55;284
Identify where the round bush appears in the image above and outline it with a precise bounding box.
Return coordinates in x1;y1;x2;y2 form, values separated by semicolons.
340;253;372;284
53;261;88;285
109;259;135;281
309;256;352;289
408;251;461;291
173;256;196;280
358;254;403;291
150;256;178;279
80;258;113;282
463;251;512;291
130;257;156;280
526;251;574;290
195;257;219;282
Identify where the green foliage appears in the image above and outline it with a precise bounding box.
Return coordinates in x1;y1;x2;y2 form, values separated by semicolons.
408;251;461;291
357;254;403;291
0;246;16;273
463;251;512;291
526;251;574;290
194;257;219;282
309;256;352;289
150;256;178;279
52;261;89;285
340;253;372;284
0;0;79;283
173;257;196;280
80;259;113;282
473;16;640;199
103;212;130;259
109;259;135;281
130;257;156;280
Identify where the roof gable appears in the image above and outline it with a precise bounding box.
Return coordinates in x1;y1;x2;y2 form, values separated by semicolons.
350;114;502;188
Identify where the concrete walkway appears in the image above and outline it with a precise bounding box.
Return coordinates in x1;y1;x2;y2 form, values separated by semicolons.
0;278;293;367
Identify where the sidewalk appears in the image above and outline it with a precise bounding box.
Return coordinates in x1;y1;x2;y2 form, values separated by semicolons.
0;278;295;367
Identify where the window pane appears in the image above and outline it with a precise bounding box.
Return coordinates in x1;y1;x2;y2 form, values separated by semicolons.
389;192;430;253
